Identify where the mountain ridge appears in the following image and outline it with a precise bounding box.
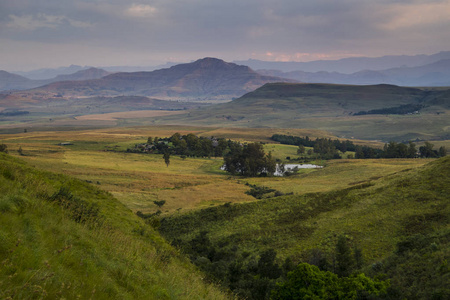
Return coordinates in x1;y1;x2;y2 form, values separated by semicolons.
26;58;295;100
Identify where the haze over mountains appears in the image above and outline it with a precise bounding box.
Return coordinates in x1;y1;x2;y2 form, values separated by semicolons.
0;67;110;91
2;51;449;97
24;58;293;100
235;51;450;73
258;59;450;87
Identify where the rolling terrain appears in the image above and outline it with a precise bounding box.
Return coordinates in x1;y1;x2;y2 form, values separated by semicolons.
0;151;230;299
154;83;450;142
26;58;294;100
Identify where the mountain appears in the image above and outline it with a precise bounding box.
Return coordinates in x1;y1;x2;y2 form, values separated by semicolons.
258;59;450;86
28;58;295;100
0;68;110;92
0;71;33;91
235;51;450;73
13;64;90;80
51;67;110;82
154;83;450;141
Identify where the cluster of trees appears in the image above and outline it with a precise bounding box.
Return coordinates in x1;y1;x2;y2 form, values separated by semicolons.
272;134;357;152
354;104;423;115
272;134;447;159
223;142;277;176
0;144;7;153
158;227;388;300
128;133;242;167
128;133;278;175
128;133;232;158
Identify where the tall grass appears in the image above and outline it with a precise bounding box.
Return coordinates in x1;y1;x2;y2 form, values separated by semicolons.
0;153;231;299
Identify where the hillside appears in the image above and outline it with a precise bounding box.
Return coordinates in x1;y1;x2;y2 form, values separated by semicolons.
28;58;293;100
0;152;229;299
155;83;450;141
159;156;450;299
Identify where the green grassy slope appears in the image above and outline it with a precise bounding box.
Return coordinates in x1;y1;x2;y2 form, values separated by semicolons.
0;152;230;299
159;156;450;298
155;83;450;141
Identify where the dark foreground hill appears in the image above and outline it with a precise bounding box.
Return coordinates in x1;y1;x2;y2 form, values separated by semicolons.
155;83;450;141
28;58;293;100
159;156;450;299
0;152;229;299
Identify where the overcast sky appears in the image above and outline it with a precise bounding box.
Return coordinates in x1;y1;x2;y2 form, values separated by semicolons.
1;0;449;71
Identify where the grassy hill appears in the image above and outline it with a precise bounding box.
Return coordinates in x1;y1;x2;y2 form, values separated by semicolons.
0;152;230;299
155;83;450;141
159;156;450;299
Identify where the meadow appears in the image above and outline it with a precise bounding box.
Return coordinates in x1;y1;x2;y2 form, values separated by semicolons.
1;124;448;299
1;126;429;216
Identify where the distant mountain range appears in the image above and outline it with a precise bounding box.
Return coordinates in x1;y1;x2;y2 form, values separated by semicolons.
258;59;450;86
0;67;110;91
25;58;293;100
235;51;450;73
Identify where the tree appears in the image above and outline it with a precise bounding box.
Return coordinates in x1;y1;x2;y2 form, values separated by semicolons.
153;200;166;208
271;263;389;300
419;141;435;158
18;146;24;156
163;151;170;167
407;141;417;158
335;235;354;277
297;145;305;154
257;249;282;279
0;144;8;153
438;146;447;157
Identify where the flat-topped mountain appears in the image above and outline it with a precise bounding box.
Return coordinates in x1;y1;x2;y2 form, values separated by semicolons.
28;58;294;100
155;83;450;141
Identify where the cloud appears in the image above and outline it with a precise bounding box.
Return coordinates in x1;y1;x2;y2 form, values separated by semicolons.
380;1;450;30
1;0;449;70
126;4;157;18
6;13;92;31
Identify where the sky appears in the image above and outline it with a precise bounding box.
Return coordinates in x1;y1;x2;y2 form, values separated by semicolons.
1;0;449;71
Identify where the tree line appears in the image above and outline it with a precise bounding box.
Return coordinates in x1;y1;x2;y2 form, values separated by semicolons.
272;134;447;159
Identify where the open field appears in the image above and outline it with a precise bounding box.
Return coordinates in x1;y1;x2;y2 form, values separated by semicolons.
1;126;432;217
74;110;186;121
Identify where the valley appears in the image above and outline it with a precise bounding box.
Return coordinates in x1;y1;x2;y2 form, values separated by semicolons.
1;56;449;299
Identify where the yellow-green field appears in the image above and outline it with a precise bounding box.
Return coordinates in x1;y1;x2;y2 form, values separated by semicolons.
0;126;433;217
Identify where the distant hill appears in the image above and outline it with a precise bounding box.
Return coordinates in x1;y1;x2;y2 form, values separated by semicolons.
0;71;33;91
0;68;110;92
28;58;295;100
235;51;450;73
259;59;450;86
155;83;450;141
13;64;91;80
50;67;110;82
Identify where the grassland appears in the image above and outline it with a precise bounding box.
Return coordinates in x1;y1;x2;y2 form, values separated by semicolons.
0;152;230;299
1;124;448;299
1;126;429;217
